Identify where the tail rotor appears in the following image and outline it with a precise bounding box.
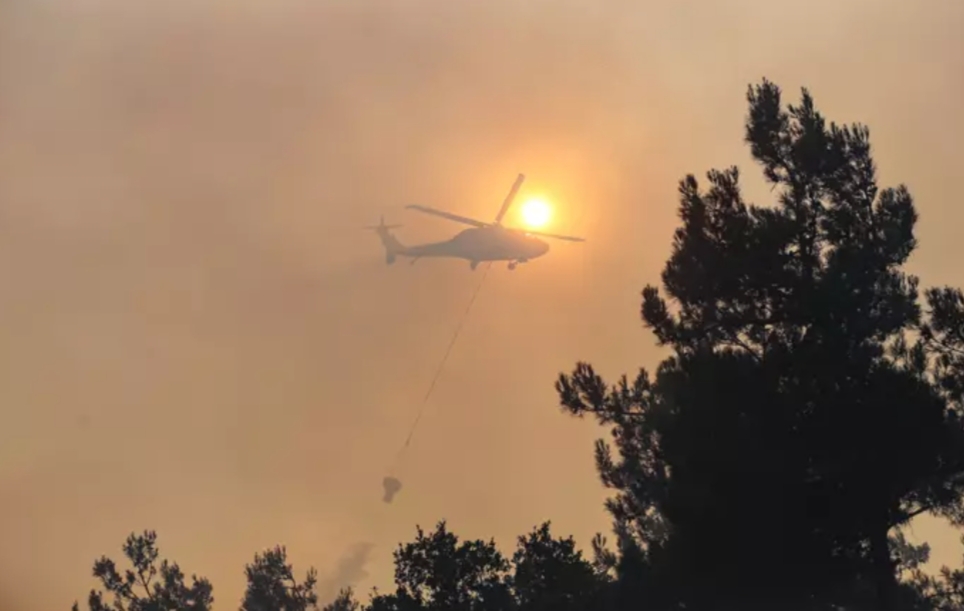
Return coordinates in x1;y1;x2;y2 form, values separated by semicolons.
364;215;403;231
366;216;405;265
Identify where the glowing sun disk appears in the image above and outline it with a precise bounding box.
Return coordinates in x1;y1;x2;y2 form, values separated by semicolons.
520;197;552;228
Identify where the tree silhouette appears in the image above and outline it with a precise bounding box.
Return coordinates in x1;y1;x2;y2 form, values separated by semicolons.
367;520;513;611
557;78;964;610
321;588;361;611
71;521;964;610
71;530;214;611
511;522;610;611
364;521;609;611
907;534;964;611
240;546;319;611
72;532;324;611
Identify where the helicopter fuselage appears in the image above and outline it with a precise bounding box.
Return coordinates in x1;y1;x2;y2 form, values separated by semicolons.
384;226;549;269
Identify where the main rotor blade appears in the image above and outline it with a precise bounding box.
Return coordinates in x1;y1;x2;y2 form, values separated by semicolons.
523;228;586;242
493;173;525;225
405;205;488;228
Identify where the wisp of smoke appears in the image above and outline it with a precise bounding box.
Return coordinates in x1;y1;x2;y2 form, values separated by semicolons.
318;542;375;604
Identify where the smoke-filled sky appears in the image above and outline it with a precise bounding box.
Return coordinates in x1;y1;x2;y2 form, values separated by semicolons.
1;0;962;609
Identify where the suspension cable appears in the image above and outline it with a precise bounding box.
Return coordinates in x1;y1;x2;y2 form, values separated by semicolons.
390;262;493;469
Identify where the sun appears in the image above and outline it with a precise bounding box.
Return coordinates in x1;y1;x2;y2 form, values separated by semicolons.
519;197;552;229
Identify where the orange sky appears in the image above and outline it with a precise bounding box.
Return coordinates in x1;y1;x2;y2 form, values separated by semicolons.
1;1;963;609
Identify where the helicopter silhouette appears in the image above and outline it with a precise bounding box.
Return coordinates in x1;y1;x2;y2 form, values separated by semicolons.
367;174;584;271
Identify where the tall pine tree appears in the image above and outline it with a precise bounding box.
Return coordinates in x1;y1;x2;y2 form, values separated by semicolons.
557;79;964;611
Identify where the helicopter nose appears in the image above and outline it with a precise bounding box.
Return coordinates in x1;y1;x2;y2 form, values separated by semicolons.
535;240;550;257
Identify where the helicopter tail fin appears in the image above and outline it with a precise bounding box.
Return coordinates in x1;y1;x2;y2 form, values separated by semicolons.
365;216;406;264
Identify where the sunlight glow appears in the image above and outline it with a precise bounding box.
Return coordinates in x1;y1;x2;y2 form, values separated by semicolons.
519;197;552;229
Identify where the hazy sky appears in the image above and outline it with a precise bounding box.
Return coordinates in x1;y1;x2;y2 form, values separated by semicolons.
2;1;963;609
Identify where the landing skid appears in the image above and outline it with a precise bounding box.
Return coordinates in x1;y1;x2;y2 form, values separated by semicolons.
467;259;527;271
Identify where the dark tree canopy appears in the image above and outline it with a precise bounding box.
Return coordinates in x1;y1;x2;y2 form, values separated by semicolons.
909;534;964;611
368;520;513;611
557;78;964;610
72;531;214;611
73;524;611;611
322;589;361;611
511;522;609;611
365;521;609;611
240;546;318;611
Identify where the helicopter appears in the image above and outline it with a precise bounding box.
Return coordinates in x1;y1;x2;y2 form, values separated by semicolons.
366;174;585;271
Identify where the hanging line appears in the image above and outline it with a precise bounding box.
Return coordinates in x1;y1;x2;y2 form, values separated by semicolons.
391;261;493;469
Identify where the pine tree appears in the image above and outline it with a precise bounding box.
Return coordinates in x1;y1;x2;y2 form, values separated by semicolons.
557;79;964;610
